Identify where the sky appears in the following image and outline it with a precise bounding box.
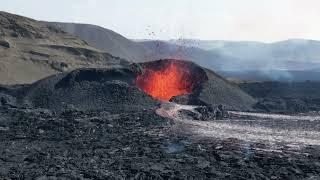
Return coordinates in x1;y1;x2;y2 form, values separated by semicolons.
1;0;320;42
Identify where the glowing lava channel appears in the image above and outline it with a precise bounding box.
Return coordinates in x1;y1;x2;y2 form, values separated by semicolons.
135;62;193;101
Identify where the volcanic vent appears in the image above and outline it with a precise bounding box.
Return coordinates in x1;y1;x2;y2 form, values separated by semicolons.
134;60;207;101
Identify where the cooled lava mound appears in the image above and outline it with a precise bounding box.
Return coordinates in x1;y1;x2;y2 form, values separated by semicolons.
16;67;158;112
1;59;255;111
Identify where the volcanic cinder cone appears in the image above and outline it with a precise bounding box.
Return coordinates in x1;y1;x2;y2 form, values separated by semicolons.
1;59;256;112
135;59;256;111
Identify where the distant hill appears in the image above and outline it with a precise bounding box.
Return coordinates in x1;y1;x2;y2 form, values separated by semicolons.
45;22;149;61
169;39;320;71
0;11;126;84
3;11;320;84
45;22;228;70
47;22;320;81
136;40;227;70
166;39;320;81
219;70;320;82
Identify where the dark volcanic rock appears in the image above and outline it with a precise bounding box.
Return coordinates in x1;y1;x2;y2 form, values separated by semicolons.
239;81;320;98
170;94;207;105
1;106;320;179
193;105;227;120
0;39;10;48
254;97;317;113
178;109;202;120
0;93;16;107
240;81;320;113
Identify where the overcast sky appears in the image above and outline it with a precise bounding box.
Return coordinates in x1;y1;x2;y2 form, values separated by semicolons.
1;0;320;42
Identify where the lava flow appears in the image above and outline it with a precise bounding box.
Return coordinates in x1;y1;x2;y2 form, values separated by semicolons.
135;61;194;101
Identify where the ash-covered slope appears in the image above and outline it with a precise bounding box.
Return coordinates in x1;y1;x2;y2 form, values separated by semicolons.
0;11;127;85
198;68;256;110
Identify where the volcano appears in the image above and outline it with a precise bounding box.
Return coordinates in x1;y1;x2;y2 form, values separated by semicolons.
0;59;256;111
135;60;205;100
134;59;256;110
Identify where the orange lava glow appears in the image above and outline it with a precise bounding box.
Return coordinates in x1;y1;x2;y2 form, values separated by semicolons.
135;62;193;101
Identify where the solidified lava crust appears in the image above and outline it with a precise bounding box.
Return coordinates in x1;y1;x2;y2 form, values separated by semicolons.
0;106;320;179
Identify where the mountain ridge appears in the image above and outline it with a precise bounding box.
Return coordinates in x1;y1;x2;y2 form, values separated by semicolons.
47;21;320;73
3;11;320;83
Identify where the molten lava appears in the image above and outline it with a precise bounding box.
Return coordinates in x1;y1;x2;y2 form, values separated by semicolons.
135;61;193;101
